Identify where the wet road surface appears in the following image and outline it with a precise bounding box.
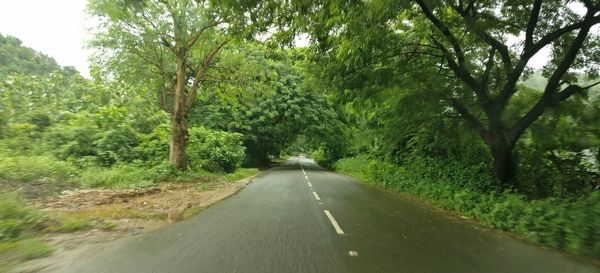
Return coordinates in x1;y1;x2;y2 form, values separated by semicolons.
57;157;599;273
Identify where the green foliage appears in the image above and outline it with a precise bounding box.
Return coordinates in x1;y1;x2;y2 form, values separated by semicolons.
42;121;98;163
133;123;171;166
77;165;160;189
41;107;142;166
0;33;60;77
93;125;140;166
56;218;91;232
292;0;600;190
16;238;54;260
0;196;42;242
0;156;76;184
220;168;259;182
336;157;600;258
190;47;348;167
310;148;328;167
0;123;42;155
188;126;245;173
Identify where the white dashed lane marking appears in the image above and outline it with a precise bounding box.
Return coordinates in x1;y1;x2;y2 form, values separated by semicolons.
312;191;321;201
324;210;345;235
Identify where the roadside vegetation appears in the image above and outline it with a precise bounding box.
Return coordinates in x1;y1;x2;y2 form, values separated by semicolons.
1;196;55;267
336;157;600;257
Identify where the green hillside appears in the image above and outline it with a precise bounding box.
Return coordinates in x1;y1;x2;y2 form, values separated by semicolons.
0;33;61;77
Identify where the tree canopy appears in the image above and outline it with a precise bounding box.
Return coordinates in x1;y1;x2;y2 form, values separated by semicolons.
284;0;600;188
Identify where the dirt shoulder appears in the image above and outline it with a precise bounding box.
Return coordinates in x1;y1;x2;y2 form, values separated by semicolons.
8;174;258;273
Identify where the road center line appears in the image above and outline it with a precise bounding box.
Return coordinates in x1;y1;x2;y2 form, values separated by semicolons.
304;175;309;180
312;191;321;201
308;182;312;187
324;210;345;235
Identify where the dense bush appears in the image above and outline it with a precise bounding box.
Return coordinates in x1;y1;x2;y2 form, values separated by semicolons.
41;108;141;166
133;124;170;166
93;126;140;166
188;126;245;173
335;156;600;257
0;123;42;155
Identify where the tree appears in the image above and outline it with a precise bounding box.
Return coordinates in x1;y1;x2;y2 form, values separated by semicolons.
410;0;600;184
89;0;231;170
289;0;600;185
190;47;346;166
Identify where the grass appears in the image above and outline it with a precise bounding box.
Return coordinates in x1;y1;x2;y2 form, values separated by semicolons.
183;207;204;219
0;156;76;184
77;165;158;189
197;183;214;191
221;168;259;182
56;218;91;232
0;196;43;241
0;239;54;271
76;164;258;189
16;238;54;260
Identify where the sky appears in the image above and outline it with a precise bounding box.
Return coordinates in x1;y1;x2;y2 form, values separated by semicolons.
0;0;93;77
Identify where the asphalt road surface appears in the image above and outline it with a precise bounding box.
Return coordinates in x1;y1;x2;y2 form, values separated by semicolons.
57;157;600;273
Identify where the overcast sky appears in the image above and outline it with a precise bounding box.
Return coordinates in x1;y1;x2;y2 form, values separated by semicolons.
0;1;595;79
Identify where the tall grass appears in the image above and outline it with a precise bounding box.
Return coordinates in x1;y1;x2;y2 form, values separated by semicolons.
0;156;76;184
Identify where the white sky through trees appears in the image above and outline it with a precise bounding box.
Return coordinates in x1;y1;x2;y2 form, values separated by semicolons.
0;1;595;79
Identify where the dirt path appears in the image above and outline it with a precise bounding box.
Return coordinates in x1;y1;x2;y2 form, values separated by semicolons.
10;175;258;273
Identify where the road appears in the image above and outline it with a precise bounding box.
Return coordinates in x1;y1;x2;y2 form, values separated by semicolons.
58;157;599;273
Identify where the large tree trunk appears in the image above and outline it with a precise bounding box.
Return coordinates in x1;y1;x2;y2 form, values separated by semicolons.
169;116;188;170
487;136;515;186
170;57;188;170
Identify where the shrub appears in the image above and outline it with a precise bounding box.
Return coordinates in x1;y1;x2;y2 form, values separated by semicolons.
0;123;41;155
188;126;245;173
41;107;145;167
42;122;98;162
132;123;170;166
93;126;139;166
